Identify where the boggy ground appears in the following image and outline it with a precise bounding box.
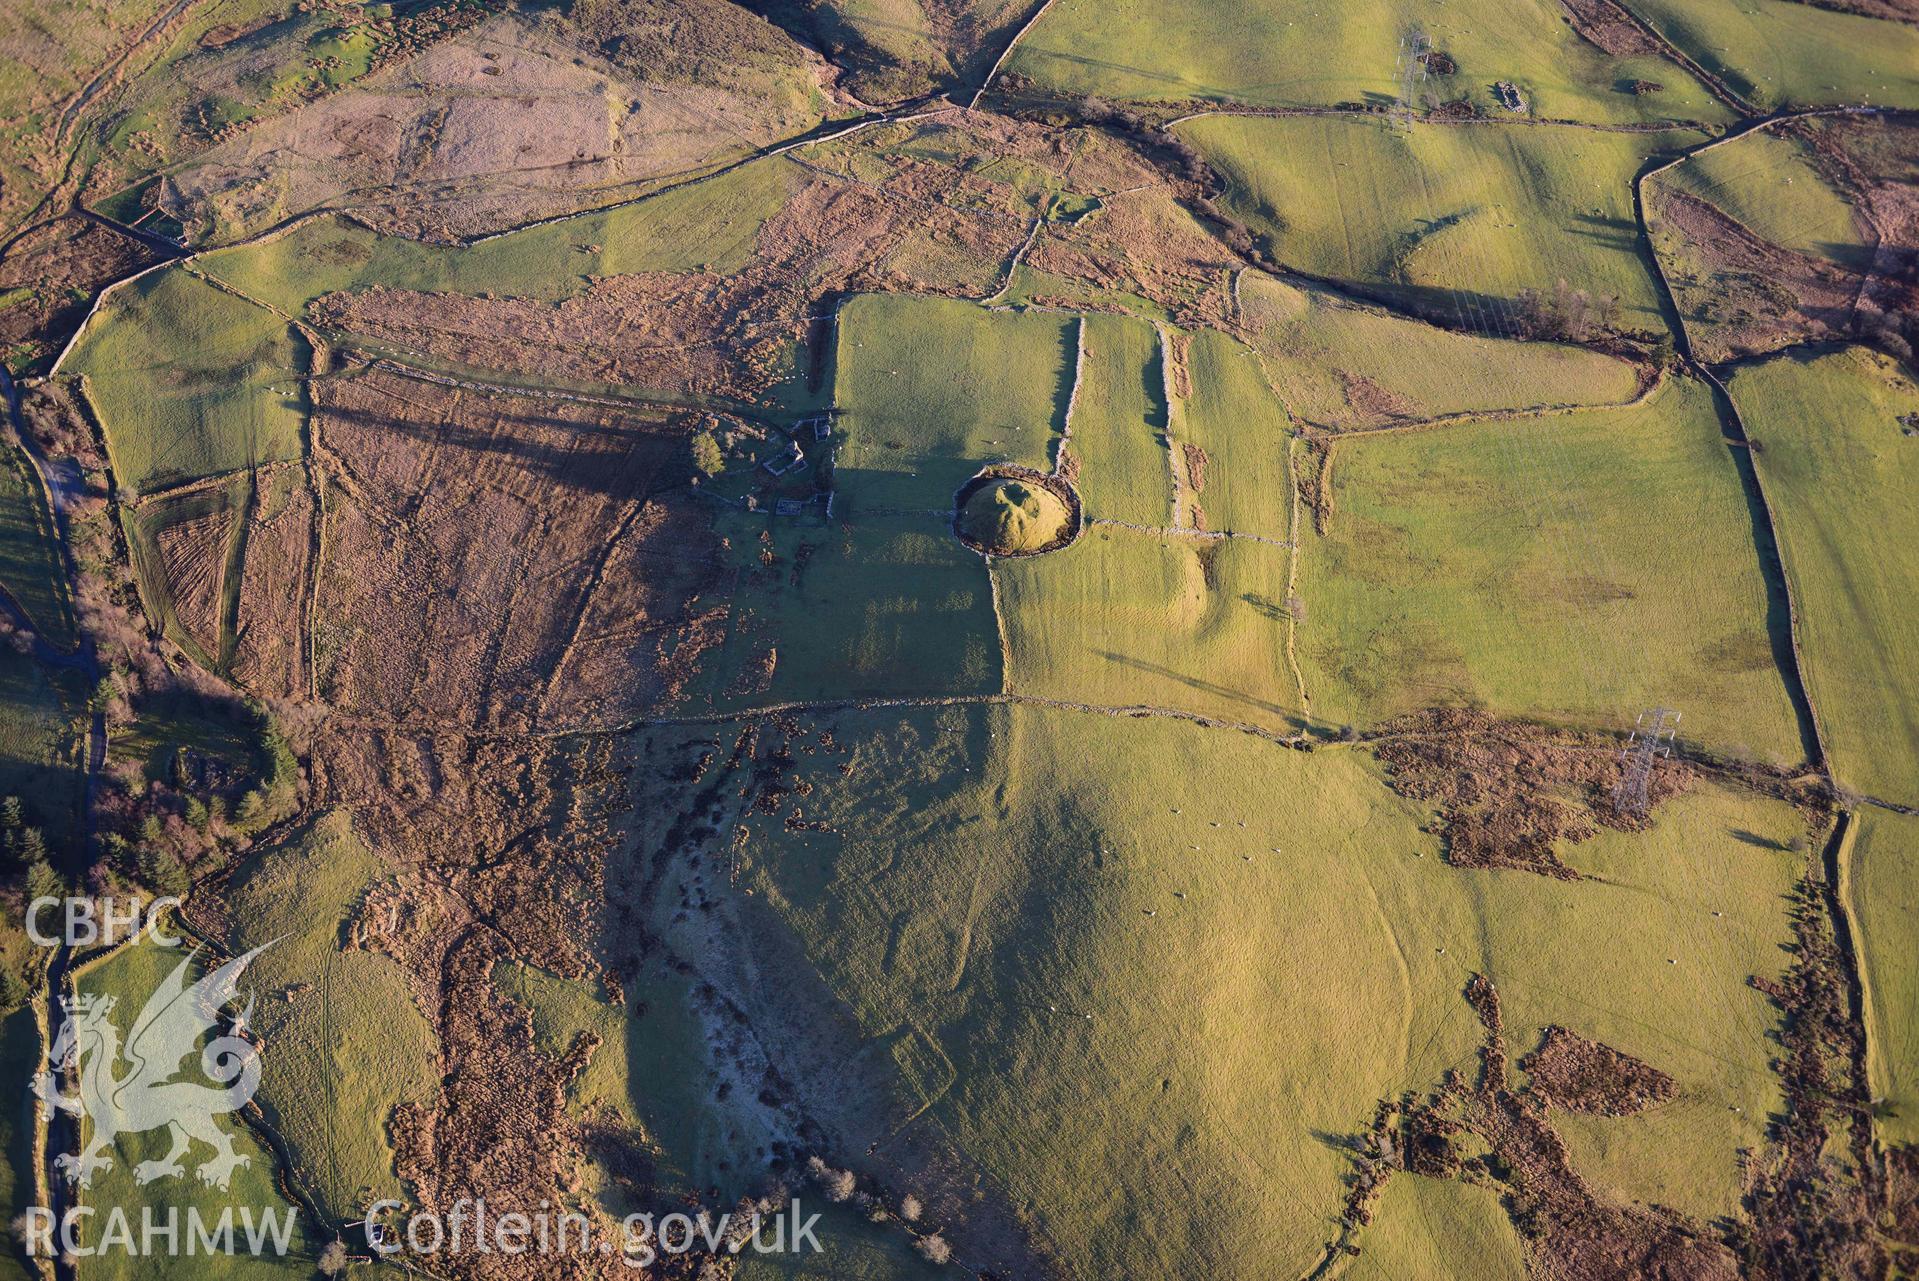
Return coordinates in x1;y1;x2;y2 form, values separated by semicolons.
160;6;833;246
1652;117;1919;366
307;364;725;730
1521;1025;1678;1116
292;109;1227;413
1651;186;1870;363
1369;708;1696;879
1348;977;1741;1280
305;158;1027;407
0;214;158;373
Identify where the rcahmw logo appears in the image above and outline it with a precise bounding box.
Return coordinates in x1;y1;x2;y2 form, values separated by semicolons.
23;938;293;1259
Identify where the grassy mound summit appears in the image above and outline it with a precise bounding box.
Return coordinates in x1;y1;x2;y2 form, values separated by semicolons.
958;477;1072;555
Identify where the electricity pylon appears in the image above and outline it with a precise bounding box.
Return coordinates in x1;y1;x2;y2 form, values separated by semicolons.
1613;707;1680;817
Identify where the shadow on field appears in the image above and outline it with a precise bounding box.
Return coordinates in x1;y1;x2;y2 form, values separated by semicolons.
1708;388;1824;766
1050;322;1079;440
1341;279;1531;334
1096;649;1308;726
1241;593;1291;623
1812;239;1878;274
1570;211;1640;257
320;401;676;503
1310;1128;1370;1156
1627;171;1823;766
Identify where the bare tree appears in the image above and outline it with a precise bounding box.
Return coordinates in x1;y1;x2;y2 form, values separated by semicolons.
805;1155;856;1203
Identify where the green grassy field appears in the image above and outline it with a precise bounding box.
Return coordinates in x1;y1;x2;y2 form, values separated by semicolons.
0;645;86;848
1297;376;1804;762
1182;115;1691;331
761;0;947;95
495;962;634;1124
1240;272;1644;431
71;938;317;1278
0;912;42;1258
0;439;76;649
222;810;437;1225
1731;346;1919;805
494;951;773;1228
1628;0;1919;110
726;703;1797;1277
49;0;457;236
1658;128;1870;266
489;959;840;1235
1343;1174;1526;1280
196;155;802;315
996;527;1303;729
704;507;1002;708
63;270;305;495
1175;327;1292;541
998;261;1173;322
1066;314;1173;527
11;0;1910;1275
1003;0;1730;124
1844;808;1919;1146
833;294;1075;514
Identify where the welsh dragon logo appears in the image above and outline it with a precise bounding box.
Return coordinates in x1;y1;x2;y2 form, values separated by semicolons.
33;945;273;1190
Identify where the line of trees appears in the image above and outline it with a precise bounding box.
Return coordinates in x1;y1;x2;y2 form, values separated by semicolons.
0;795;58;1011
1515;279;1622;342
